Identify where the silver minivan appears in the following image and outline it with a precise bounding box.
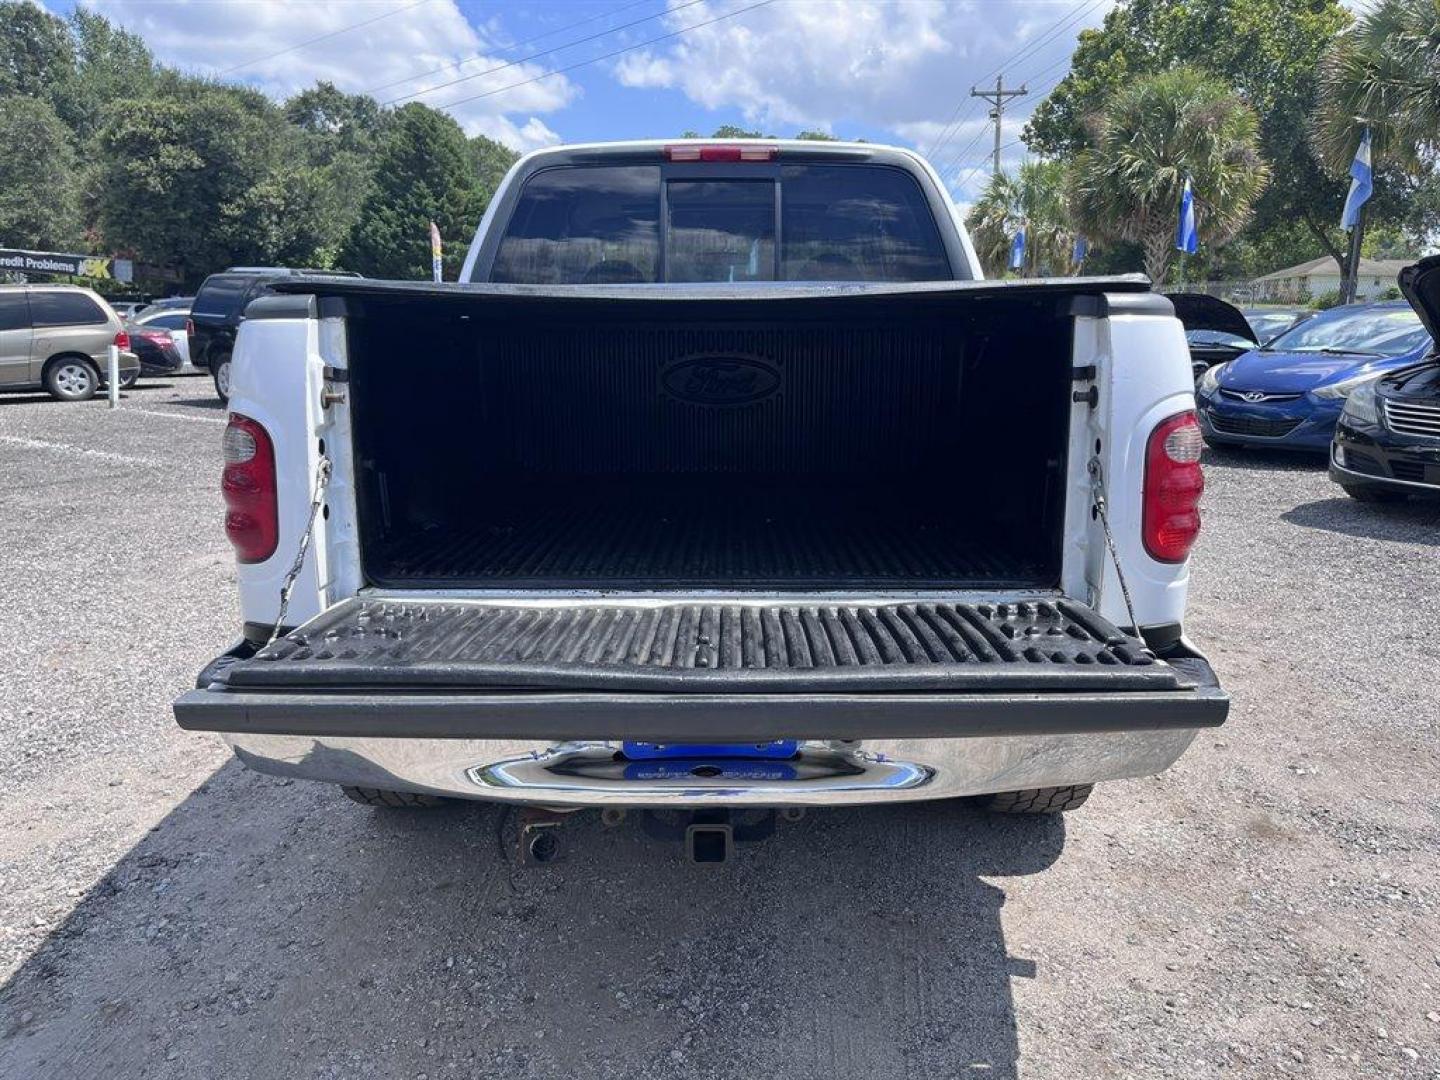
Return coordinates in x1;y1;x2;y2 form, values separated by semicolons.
0;285;140;401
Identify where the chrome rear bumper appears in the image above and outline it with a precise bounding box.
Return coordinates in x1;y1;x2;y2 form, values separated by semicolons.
224;728;1200;808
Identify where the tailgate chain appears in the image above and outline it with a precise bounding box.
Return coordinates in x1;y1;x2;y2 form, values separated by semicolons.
268;453;333;646
1087;457;1139;633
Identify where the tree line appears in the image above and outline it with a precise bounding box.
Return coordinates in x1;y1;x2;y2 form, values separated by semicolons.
966;0;1440;285
0;4;518;289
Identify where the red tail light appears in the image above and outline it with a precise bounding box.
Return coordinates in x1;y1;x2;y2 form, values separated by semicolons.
185;318;195;337
113;329;130;351
664;144;777;162
1142;411;1205;563
222;413;278;563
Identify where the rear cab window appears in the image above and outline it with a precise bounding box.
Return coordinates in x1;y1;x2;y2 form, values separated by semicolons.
487;162;951;284
30;291;108;327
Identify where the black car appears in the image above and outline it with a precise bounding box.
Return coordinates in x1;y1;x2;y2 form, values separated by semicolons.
190;268;358;402
1329;256;1440;502
125;320;184;380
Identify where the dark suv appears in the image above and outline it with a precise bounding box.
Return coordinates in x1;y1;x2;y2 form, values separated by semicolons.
189;268;359;402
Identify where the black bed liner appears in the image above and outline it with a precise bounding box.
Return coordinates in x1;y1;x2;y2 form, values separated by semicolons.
222;596;1184;694
373;493;1047;589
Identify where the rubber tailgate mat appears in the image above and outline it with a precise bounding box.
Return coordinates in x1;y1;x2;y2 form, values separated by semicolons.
224;598;1184;693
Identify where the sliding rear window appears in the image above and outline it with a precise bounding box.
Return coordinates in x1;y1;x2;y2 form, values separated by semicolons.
488;163;950;284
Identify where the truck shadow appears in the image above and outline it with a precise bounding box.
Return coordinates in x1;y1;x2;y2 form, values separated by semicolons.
1282;495;1440;543
1201;444;1327;472
0;758;1066;1080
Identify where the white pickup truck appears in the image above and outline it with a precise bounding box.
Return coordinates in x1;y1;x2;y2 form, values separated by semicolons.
175;139;1227;855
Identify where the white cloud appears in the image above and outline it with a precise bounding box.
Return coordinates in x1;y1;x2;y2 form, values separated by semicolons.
75;0;574;151
609;0;1109;171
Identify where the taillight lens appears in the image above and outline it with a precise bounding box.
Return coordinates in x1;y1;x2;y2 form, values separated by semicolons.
664;144;777;162
222;413;278;563
185;318;195;337
113;330;131;351
1142;411;1205;563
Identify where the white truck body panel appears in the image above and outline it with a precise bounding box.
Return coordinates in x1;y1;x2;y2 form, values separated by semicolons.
185;140;1225;814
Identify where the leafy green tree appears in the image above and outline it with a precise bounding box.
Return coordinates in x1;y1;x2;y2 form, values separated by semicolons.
1312;0;1440;172
285;82;390;264
470;133;519;199
0;96;82;249
680;125;779;139
1026;0;1353;274
965;160;1074;277
340;104;482;279
96;88;325;283
57;9;159;143
795;129;840;141
1070;68;1269;282
0;2;73;100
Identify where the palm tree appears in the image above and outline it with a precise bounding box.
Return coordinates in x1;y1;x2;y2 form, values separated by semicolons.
1312;0;1440;174
1070;67;1270;283
965;159;1074;277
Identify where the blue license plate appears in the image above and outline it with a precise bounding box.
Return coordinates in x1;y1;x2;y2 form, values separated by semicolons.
621;740;799;760
623;760;798;782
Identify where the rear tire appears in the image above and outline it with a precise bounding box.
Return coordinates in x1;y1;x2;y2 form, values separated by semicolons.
1340;483;1405;504
43;356;99;401
340;785;450;808
212;354;232;403
974;784;1093;814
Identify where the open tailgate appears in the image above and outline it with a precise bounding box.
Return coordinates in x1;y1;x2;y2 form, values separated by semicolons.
175;597;1228;740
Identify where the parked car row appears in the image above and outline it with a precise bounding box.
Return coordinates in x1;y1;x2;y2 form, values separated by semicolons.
1183;279;1440;504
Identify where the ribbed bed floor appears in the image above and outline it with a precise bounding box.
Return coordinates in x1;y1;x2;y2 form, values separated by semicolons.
368;485;1049;588
229;596;1179;693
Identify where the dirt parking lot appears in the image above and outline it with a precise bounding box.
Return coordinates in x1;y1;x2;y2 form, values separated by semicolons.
1;377;1438;1080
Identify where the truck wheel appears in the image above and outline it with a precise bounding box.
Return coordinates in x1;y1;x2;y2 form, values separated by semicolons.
1340;483;1405;504
43;356;99;401
340;785;450;808
212;355;232;403
974;784;1093;814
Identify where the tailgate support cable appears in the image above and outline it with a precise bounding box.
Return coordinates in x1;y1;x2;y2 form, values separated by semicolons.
1087;457;1140;634
268;453;333;646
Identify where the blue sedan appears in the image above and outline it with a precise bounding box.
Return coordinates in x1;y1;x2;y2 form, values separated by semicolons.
1196;301;1432;451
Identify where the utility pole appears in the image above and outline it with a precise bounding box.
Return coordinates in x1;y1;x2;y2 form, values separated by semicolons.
970;74;1028;176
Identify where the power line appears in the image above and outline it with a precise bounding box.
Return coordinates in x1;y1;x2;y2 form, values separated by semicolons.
363;0;658;97
382;0;711;105
431;0;777;112
934;66;1069;181
923;0;1104;162
217;0;431;76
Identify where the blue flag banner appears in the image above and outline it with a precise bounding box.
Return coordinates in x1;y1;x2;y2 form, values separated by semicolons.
1341;128;1373;230
1071;235;1089;266
1009;227;1026;271
1175;177;1198;255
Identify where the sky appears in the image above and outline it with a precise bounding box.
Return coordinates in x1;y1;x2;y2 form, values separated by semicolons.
43;0;1117;205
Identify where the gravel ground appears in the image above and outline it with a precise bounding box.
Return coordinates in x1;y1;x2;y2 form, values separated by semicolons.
1;377;1438;1080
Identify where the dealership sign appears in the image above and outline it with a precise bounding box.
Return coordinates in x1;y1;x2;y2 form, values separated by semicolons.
0;248;133;282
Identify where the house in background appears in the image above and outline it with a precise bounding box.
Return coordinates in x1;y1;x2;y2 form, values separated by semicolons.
1250;256;1410;304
